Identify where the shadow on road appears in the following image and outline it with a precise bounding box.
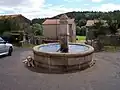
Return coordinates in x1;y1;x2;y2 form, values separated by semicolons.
0;55;7;59
25;65;91;74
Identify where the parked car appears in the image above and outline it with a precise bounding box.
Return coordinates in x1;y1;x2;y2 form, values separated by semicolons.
0;37;13;56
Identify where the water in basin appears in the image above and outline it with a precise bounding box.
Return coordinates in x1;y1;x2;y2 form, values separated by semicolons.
39;44;89;53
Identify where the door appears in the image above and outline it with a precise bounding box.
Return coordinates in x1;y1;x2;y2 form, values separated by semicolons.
0;38;6;53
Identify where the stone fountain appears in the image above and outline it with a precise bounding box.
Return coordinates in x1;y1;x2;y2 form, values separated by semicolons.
33;14;95;72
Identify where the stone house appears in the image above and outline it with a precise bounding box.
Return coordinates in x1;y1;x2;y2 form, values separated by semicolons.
42;15;76;42
85;19;109;40
0;14;31;32
86;20;107;27
0;14;31;43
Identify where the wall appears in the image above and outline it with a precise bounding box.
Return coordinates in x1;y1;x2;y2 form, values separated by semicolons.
43;24;60;39
72;23;76;42
43;23;76;42
98;35;120;46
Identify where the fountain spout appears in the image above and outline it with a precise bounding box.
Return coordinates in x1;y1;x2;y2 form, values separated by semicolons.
59;14;69;53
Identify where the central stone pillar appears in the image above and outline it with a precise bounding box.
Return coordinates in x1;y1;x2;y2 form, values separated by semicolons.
59;14;69;53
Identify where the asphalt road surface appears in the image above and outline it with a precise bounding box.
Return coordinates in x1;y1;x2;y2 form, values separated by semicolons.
0;47;120;90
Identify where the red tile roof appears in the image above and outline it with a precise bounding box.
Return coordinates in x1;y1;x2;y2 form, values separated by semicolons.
43;19;75;25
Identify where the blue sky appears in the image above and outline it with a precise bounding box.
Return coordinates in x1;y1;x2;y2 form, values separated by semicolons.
0;0;120;19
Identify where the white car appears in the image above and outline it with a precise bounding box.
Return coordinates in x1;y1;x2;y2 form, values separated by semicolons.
0;37;13;56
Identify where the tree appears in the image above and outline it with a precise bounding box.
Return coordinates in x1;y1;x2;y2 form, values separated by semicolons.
31;23;43;36
0;19;11;35
107;20;118;34
76;26;81;35
80;26;86;36
77;19;87;27
32;18;45;24
92;21;107;38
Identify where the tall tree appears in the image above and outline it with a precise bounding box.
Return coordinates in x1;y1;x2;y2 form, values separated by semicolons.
107;20;118;34
31;23;43;36
0;19;11;35
92;20;108;38
77;19;87;27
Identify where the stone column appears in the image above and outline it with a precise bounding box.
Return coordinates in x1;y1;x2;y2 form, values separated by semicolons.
59;14;69;53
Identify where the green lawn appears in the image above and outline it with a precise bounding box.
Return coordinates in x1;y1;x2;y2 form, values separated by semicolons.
76;36;86;41
103;46;120;52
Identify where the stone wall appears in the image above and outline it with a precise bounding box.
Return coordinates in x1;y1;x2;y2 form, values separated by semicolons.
98;35;120;46
33;43;94;72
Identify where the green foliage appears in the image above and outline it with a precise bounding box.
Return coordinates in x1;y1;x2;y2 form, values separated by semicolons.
76;26;86;36
32;18;45;24
77;19;87;27
92;21;108;38
80;26;86;36
0;18;22;35
0;19;11;35
76;26;81;35
31;23;43;36
2;31;11;37
10;20;20;31
107;20;118;34
51;10;120;28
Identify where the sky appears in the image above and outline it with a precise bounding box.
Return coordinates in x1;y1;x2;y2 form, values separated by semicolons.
0;0;120;19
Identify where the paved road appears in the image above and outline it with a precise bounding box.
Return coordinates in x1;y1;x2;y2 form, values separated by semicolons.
0;48;120;90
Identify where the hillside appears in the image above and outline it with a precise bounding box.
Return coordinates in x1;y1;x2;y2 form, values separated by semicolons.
32;10;120;25
52;11;120;20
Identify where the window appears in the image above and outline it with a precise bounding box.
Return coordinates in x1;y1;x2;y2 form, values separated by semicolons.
0;37;5;43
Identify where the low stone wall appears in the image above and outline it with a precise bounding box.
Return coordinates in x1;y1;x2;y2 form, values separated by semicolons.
33;43;94;72
86;40;103;52
98;35;120;46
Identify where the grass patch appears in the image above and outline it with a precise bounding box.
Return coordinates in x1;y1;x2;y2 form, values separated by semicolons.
22;44;36;48
76;36;86;41
103;46;120;52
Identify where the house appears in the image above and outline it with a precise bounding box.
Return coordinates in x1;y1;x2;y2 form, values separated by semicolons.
0;14;31;32
0;14;31;43
42;15;76;42
86;20;107;27
85;19;109;40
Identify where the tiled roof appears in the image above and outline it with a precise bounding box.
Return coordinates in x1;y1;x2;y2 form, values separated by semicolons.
43;19;75;25
86;20;107;26
86;20;99;26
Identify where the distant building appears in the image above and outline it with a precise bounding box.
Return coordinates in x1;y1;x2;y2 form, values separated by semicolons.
42;15;76;42
86;20;107;27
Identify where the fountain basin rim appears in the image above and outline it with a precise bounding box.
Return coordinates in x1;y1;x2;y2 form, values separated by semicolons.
33;43;94;57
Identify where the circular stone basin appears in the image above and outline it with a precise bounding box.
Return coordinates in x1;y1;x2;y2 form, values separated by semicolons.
33;43;94;72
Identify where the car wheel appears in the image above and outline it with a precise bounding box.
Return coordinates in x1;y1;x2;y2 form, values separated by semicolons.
8;47;13;56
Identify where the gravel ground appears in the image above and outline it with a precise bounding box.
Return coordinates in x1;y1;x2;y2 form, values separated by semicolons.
0;48;120;90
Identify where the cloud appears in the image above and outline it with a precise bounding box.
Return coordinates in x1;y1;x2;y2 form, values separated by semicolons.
21;5;80;19
0;0;120;20
91;3;120;11
0;0;24;6
64;0;82;2
84;4;89;6
92;0;102;3
64;0;102;3
0;0;45;19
